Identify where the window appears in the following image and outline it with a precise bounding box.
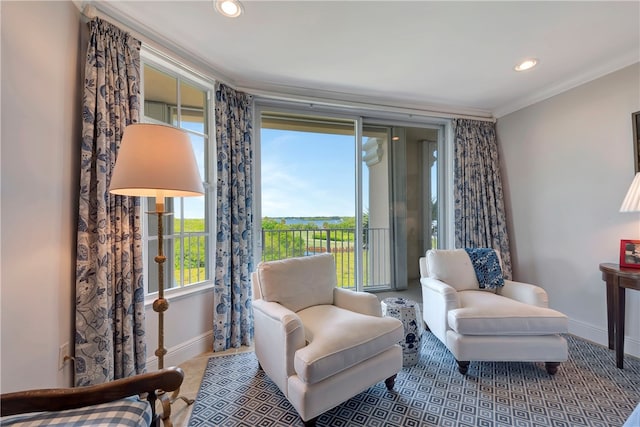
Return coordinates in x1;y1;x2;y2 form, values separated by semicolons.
141;53;214;293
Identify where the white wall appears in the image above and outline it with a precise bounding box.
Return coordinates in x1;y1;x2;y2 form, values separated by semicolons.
497;63;640;358
1;1;82;391
1;1;215;392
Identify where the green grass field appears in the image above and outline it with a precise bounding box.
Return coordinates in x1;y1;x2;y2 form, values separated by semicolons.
172;218;368;288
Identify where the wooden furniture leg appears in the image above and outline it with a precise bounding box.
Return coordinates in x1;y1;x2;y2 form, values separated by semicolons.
605;276;616;350
615;285;626;369
384;374;397;390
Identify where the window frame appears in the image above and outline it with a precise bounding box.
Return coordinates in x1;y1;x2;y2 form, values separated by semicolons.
140;48;217;303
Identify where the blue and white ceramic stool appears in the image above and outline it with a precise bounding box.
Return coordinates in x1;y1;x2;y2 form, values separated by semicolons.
381;297;423;367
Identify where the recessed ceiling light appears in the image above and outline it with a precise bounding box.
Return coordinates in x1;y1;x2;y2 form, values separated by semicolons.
514;58;538;72
215;0;243;18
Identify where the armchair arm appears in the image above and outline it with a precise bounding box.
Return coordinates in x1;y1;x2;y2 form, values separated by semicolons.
420;277;459;306
333;287;382;317
499;280;549;307
251;299;306;394
420;277;459;343
1;367;184;419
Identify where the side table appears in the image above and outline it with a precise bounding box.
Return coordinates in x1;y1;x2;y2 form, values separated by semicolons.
599;263;640;369
381;297;423;366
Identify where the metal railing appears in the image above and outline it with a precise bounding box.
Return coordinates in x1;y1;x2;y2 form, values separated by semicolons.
261;227;390;289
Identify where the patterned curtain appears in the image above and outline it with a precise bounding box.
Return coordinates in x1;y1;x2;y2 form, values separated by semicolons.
453;118;513;279
213;83;254;351
74;18;145;386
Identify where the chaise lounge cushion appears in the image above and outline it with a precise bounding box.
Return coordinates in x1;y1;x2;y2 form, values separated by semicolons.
295;305;403;384
427;249;485;291
448;291;568;336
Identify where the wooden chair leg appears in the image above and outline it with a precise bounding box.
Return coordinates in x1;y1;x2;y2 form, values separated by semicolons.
302;416;318;426
545;362;560;375
384;374;397;390
457;360;470;374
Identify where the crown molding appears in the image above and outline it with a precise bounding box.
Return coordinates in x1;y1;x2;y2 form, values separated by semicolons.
494;52;640;118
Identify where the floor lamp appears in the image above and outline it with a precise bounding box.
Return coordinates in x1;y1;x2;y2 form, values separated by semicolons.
110;123;204;417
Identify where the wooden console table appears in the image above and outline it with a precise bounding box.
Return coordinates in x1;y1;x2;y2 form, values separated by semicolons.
599;263;640;368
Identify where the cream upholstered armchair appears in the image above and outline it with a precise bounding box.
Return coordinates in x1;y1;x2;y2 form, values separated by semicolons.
251;253;403;426
419;249;568;375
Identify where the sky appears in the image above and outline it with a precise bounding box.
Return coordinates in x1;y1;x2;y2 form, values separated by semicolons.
261;129;359;218
178;127;362;219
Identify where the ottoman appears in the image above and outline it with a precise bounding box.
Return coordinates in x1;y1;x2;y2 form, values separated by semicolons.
381;297;423;366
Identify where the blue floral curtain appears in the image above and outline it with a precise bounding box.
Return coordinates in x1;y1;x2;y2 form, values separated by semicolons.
213;83;254;351
74;18;145;386
453;118;513;279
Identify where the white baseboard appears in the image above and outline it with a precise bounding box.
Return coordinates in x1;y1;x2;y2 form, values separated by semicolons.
144;319;640;371
569;318;640;358
146;331;213;371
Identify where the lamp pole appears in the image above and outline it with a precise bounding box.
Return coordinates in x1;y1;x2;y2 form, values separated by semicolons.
153;202;169;369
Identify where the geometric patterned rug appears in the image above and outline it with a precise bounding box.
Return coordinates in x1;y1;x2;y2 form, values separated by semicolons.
189;333;640;427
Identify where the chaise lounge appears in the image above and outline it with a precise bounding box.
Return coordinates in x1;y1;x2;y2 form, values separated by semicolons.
420;248;568;375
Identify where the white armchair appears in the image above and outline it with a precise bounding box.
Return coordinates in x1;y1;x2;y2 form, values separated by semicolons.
420;249;568;375
251;253;403;426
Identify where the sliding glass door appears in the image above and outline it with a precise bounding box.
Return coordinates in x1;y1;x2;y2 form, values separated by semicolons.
258;111;395;291
257;106;445;291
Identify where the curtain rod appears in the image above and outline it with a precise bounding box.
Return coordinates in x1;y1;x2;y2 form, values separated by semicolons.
246;88;497;123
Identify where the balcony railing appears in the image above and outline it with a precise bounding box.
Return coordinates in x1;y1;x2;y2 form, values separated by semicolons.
261;227;390;289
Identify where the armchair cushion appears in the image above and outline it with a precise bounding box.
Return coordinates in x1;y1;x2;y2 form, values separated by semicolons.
295;305;403;384
448;291;568;336
257;253;336;312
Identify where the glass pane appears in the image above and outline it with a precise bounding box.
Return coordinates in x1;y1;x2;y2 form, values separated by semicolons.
180;80;206;133
143;64;176;123
261;120;356;288
188;133;206;183
182;197;205;231
362;131;391;289
179;233;207;285
147;197;158;237
427;141;438;249
147;237;174;292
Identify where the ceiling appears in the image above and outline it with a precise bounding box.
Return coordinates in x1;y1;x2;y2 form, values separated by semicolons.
89;1;639;118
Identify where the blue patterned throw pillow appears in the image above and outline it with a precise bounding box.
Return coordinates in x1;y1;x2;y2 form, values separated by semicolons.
464;248;504;289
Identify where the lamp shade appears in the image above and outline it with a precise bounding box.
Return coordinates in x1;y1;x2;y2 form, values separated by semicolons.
110;123;204;198
620;172;640;212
